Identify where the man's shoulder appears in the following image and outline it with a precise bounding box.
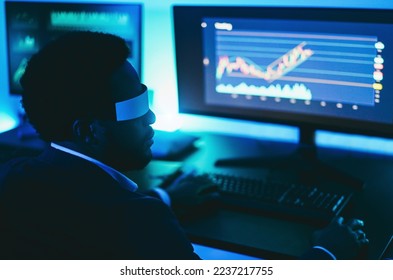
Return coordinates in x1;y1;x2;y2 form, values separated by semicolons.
0;156;35;181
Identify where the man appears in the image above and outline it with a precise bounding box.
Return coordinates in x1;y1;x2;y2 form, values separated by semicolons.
0;31;368;259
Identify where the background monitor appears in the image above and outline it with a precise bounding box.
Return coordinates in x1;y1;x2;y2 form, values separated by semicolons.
5;1;142;96
173;6;393;144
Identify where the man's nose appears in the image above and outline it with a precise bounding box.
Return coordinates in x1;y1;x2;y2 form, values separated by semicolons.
144;109;156;125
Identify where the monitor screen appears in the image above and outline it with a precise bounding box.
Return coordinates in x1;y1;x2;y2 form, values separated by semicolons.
5;1;142;95
173;6;393;140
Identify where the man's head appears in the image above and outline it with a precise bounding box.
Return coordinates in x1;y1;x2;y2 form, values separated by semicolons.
20;31;156;170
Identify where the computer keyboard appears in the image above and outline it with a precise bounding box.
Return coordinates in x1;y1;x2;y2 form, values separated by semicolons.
173;171;354;226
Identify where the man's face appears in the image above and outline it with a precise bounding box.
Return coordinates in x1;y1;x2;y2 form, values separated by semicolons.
95;61;156;171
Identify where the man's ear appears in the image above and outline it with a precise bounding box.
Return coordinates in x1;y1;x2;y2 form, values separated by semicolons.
72;120;97;145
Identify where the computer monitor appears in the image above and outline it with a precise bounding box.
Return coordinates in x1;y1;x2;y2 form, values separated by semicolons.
173;5;393;187
5;1;142;96
173;6;393;146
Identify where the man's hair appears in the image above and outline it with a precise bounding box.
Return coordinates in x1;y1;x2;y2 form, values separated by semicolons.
20;31;131;141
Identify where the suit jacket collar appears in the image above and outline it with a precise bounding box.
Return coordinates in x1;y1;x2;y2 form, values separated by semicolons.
36;146;138;192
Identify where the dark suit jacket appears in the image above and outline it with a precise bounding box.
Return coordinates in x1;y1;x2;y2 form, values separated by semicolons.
0;146;200;260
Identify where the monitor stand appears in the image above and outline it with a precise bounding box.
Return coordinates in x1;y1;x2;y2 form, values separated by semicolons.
215;127;365;190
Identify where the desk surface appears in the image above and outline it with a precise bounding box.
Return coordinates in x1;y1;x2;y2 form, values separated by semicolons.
1;128;392;259
137;133;393;259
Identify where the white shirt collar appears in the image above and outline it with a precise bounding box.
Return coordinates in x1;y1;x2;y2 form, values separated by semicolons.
50;142;138;192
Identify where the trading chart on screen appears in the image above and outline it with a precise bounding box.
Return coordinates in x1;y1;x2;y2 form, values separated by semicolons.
202;18;390;124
